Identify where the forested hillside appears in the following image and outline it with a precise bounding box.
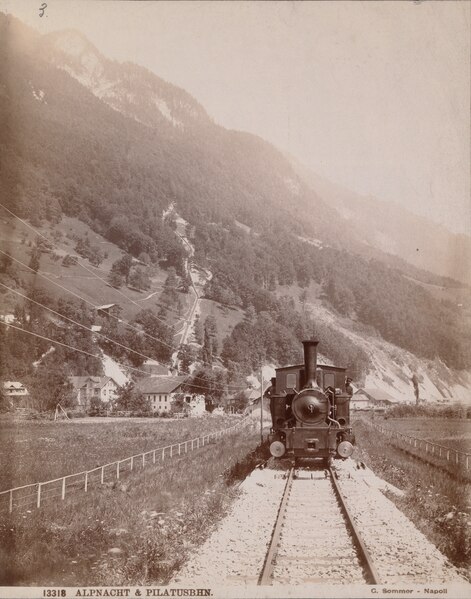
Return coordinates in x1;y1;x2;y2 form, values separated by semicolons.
1;12;469;395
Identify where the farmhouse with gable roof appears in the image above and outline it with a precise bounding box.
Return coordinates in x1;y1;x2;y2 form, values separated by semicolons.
69;376;119;408
137;376;188;414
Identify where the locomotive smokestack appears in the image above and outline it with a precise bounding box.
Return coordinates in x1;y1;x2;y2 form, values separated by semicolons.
302;340;319;388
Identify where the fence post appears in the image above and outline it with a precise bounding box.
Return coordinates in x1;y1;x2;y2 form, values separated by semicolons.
142;454;145;468
162;448;165;461
432;445;435;454
84;472;88;492
185;441;188;453
202;436;205;447
447;450;450;461
101;466;104;484
191;440;194;450
153;450;156;464
9;490;13;513
117;462;120;480
170;445;173;458
467;456;469;470
62;477;66;500
197;438;199;449
456;452;459;465
439;447;442;458
178;443;181;455
131;457;134;471
37;484;41;508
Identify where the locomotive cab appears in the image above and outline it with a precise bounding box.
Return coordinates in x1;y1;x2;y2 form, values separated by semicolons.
269;340;354;462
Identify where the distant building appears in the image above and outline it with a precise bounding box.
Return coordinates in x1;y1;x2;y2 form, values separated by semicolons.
3;381;29;397
95;303;119;318
185;394;206;417
353;388;399;410
0;314;15;324
69;376;119;408
3;381;31;410
137;376;188;414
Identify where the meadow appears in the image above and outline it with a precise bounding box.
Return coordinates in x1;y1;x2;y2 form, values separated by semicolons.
0;415;242;491
0;216;178;325
0;419;264;586
382;417;471;453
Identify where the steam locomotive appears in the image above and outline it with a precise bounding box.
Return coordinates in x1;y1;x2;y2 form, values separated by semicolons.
268;340;354;464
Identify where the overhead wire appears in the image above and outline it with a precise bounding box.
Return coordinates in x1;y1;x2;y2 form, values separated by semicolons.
0;250;235;390
0;202;186;323
0;208;248;394
0;248;179;355
0;320;246;394
0;282;163;366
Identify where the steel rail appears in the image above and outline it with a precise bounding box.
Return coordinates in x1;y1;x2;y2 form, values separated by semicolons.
258;468;294;586
329;466;381;585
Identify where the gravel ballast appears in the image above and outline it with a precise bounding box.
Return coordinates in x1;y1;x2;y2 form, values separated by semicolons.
172;460;469;595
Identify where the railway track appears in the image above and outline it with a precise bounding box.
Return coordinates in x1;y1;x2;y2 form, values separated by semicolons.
174;462;465;587
259;466;380;586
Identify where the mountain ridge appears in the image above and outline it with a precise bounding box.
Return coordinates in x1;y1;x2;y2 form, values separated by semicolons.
1;12;469;383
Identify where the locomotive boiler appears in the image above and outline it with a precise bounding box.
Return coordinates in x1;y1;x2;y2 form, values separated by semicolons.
268;340;354;464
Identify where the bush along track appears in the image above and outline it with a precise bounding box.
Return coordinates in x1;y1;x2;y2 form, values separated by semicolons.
0;428;262;586
352;419;471;581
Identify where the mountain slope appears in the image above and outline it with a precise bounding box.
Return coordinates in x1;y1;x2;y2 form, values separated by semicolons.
1;12;469;378
291;163;471;286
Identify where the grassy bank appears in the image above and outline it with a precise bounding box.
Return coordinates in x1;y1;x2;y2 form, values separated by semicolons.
1;426;265;586
353;417;471;580
0;415;240;490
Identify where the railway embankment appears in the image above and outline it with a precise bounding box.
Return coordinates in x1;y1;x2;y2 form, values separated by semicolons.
353;418;471;581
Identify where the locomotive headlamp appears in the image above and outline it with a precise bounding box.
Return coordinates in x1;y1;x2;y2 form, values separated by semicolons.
270;441;286;458
337;441;354;458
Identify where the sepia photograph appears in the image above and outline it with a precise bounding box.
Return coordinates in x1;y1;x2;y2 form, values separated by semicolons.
0;1;470;597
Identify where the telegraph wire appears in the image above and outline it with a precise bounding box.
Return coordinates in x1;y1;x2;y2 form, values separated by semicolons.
0;202;185;324
0;318;246;394
0;248;178;355
0;282;161;366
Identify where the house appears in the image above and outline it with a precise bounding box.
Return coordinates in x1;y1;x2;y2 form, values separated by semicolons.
95;303;119;318
353;388;399;410
69;376;119;408
137;376;188;414
3;381;31;410
185;394;206;417
3;381;29;397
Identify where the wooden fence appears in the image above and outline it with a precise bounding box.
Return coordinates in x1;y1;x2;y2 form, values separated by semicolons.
0;416;252;515
364;419;470;475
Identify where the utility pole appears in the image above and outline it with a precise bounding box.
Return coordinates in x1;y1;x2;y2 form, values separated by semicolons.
260;362;264;443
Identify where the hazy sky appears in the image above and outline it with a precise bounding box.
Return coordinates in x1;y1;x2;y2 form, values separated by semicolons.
3;1;470;235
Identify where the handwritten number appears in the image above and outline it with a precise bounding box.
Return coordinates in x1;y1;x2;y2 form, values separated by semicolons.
39;3;47;17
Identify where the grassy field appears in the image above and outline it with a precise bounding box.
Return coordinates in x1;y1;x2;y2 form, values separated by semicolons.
353;417;471;579
382;416;471;454
0;216;179;325
0;415;243;491
0;423;264;586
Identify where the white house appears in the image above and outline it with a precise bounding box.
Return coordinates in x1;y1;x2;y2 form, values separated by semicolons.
3;381;29;397
137;376;188;414
69;376;119;408
185;394;206;416
352;388;399;410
